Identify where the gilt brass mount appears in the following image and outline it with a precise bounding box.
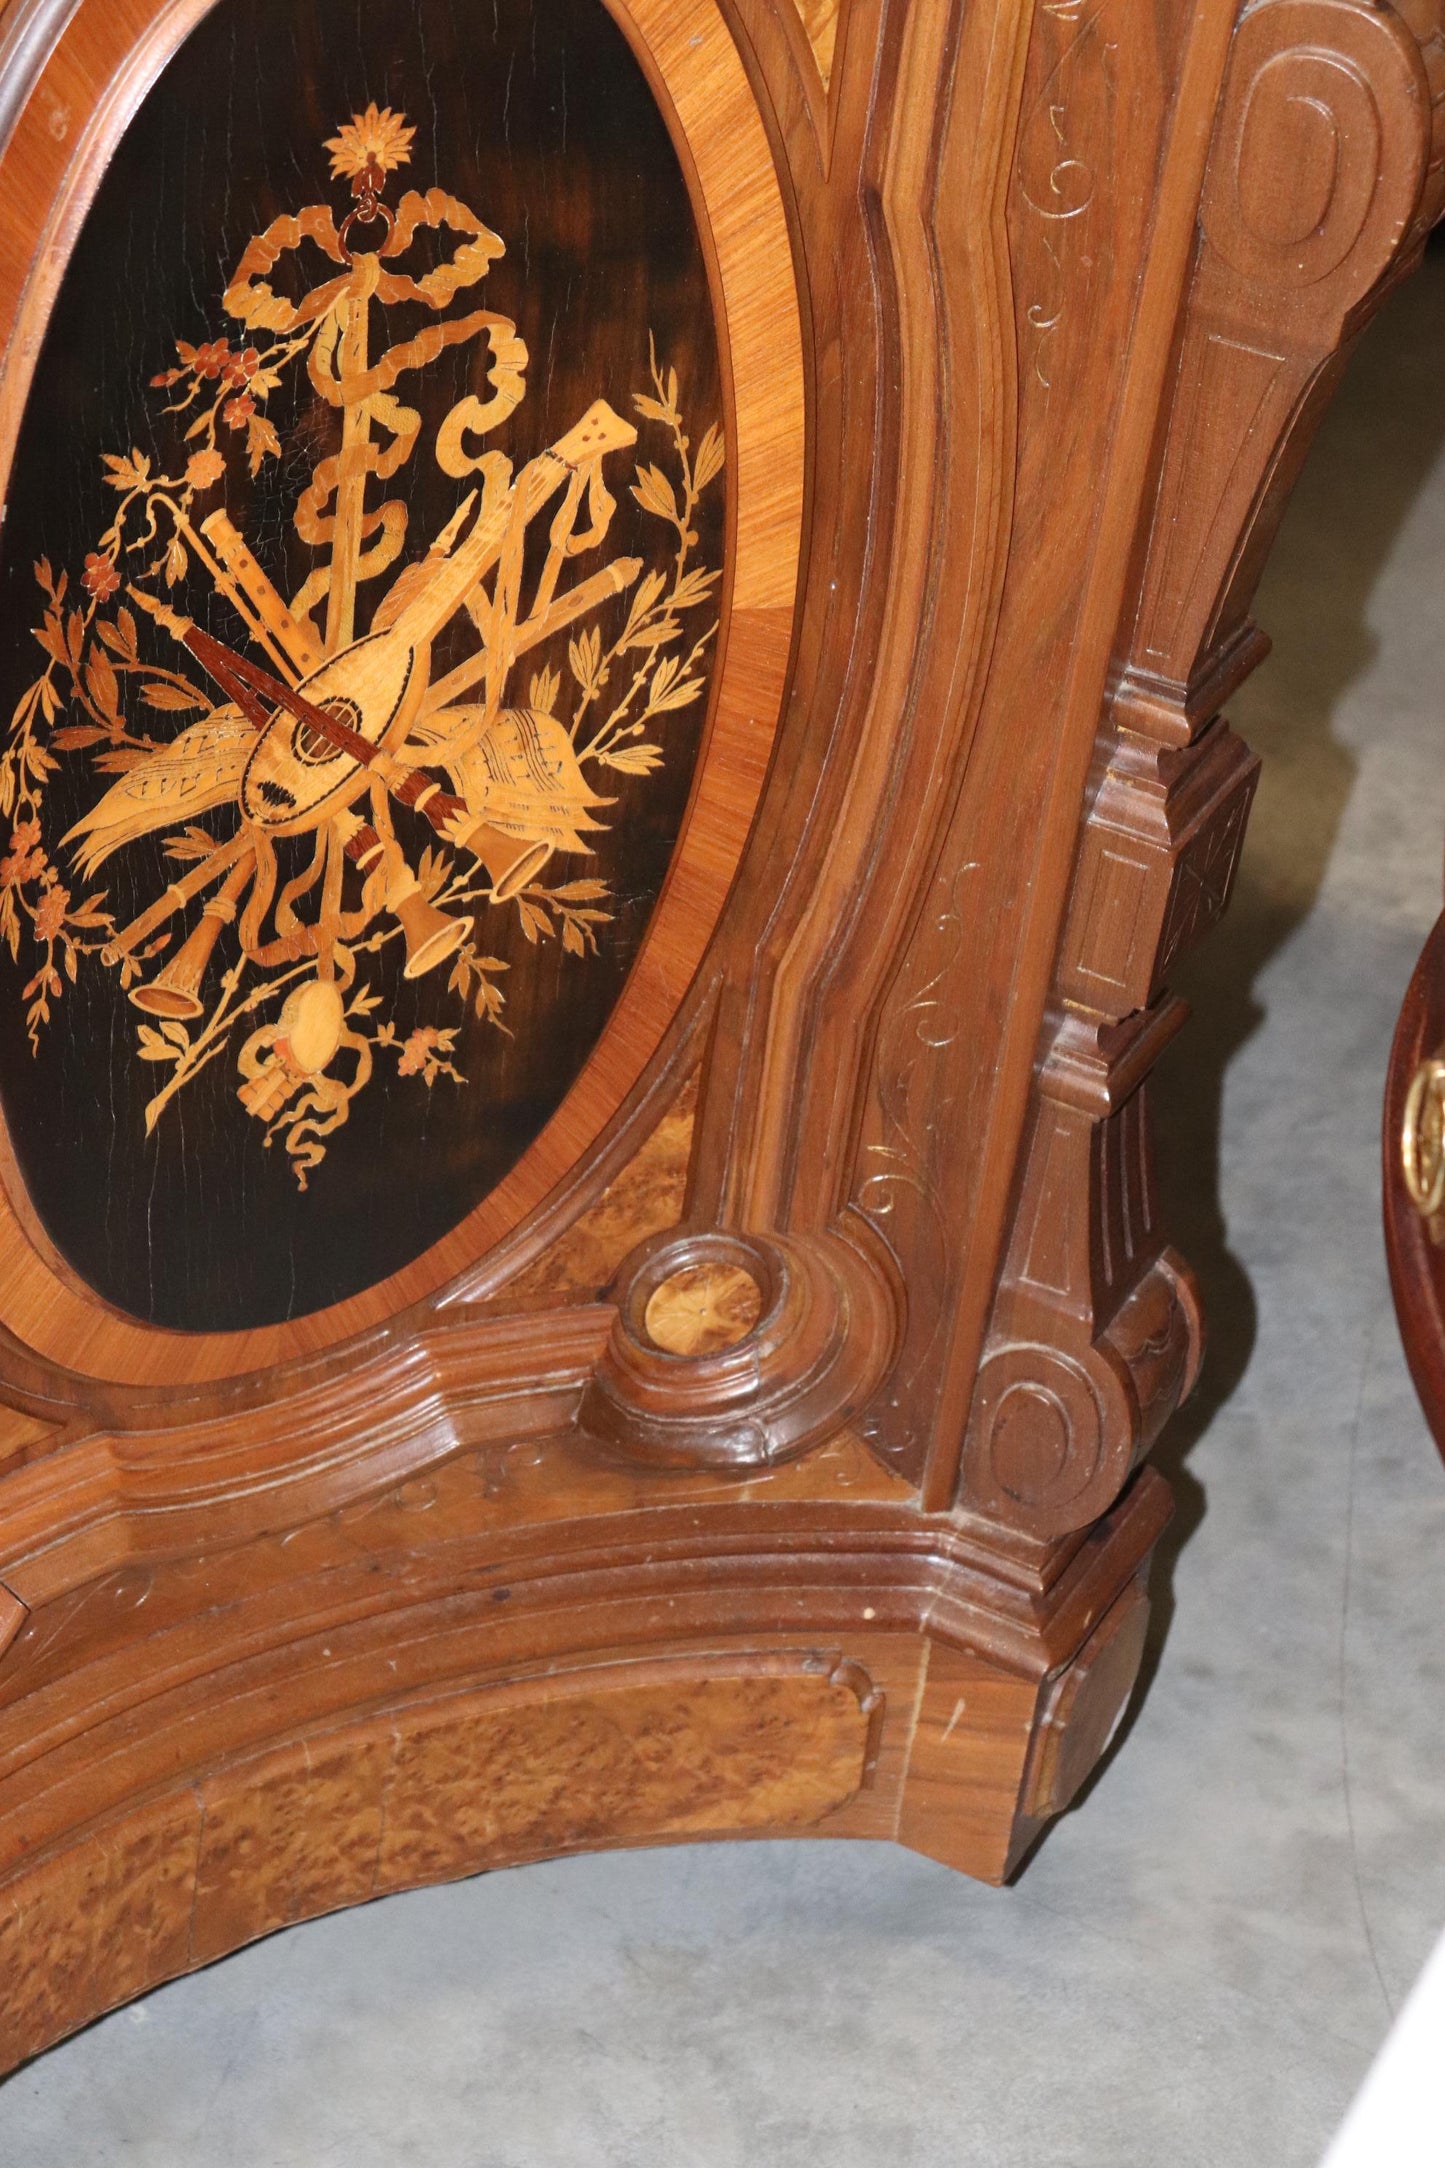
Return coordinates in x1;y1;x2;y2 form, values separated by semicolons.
1402;1053;1445;1232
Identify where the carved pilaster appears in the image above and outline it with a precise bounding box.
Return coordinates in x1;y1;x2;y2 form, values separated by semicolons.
850;0;1200;1492
962;0;1445;1537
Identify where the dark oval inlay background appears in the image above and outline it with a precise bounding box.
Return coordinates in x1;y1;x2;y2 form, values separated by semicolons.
0;0;724;1331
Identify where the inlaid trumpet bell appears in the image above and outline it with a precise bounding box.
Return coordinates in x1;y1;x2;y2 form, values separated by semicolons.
457;817;552;901
130;863;249;1019
388;877;472;979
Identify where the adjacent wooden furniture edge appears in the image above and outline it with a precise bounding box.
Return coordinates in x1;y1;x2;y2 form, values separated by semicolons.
1385;914;1445;1453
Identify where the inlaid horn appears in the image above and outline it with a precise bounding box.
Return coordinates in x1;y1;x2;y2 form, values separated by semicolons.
130;857;252;1020
386;869;473;979
453;816;552;902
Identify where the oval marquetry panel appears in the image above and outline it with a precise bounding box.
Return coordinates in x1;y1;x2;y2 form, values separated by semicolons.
0;0;721;1333
0;0;803;1381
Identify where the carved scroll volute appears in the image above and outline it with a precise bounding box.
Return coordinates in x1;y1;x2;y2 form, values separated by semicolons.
1125;0;1436;721
845;0;1198;1503
960;1006;1205;1542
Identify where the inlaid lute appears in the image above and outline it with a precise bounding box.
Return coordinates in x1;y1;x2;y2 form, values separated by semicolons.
194;397;639;836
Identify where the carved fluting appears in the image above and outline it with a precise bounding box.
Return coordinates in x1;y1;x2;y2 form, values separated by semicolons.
961;0;1441;1539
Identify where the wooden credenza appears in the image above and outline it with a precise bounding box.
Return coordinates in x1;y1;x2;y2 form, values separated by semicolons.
0;0;1437;2074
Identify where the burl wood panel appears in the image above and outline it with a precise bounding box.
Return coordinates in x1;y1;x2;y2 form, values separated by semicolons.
497;1072;697;1307
0;1653;876;2066
0;0;1439;2078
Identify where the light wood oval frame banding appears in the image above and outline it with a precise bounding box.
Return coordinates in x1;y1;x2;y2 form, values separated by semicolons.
0;0;804;1387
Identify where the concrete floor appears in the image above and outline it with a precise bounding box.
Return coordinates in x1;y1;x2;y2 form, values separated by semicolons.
5;251;1445;2168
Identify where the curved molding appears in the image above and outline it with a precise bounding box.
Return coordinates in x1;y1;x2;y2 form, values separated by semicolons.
727;0;1030;1243
0;0;79;154
0;0;1438;2074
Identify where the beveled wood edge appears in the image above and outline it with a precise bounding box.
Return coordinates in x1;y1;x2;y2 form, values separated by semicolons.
731;0;1037;1231
0;1582;23;1663
0;0;76;149
0;0;806;1387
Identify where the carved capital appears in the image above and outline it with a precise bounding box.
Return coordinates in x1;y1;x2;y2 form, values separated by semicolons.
1199;0;1429;317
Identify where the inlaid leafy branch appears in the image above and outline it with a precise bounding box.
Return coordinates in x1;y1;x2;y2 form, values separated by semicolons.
564;338;723;796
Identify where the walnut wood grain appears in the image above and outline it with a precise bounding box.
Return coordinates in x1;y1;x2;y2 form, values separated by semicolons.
791;0;841;87
0;1467;1171;2072
0;0;1436;2077
962;0;1444;1540
0;1652;878;2067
